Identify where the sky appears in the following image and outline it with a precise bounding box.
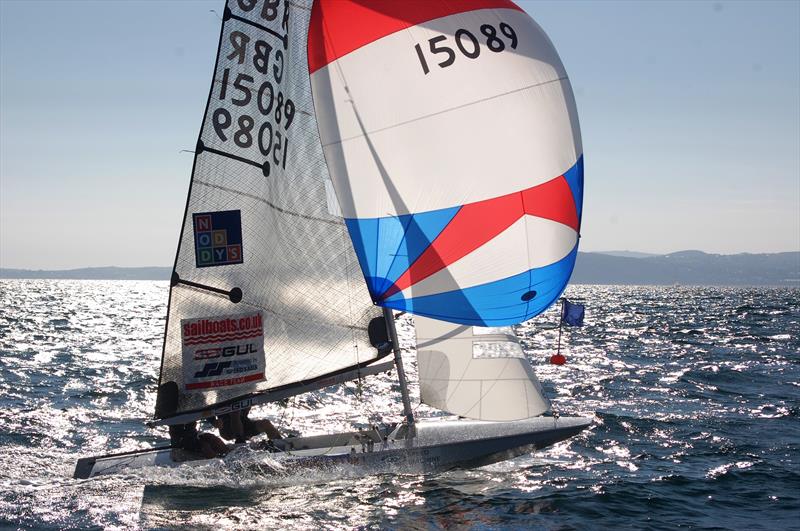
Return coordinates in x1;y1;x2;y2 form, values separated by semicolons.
0;0;798;269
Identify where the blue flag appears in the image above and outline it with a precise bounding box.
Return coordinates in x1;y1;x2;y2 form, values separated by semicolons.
562;299;585;327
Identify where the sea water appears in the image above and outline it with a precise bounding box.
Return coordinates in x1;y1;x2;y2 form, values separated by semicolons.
0;280;797;529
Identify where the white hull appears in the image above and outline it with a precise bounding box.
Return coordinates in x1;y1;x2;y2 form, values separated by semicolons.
74;416;591;479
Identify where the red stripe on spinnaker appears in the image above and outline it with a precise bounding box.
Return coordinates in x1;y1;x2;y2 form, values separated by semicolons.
379;175;578;300
380;193;522;300
308;0;523;74
522;176;579;231
186;373;264;390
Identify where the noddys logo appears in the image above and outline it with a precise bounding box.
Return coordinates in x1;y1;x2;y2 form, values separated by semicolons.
192;210;244;268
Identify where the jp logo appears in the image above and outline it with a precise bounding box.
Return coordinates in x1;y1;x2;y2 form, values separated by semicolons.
194;358;259;378
194;361;231;378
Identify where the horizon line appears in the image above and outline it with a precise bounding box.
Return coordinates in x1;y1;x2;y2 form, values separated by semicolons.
2;248;799;272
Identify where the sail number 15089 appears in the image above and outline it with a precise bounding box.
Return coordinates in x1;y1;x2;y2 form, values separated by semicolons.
414;23;518;75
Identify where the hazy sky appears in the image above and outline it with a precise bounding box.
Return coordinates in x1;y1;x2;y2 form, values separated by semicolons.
1;0;798;269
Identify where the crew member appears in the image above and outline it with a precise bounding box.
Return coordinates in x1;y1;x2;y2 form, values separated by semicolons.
157;381;229;458
214;407;282;444
169;421;229;458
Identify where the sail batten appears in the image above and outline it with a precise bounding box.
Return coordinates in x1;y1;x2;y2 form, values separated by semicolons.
156;0;383;418
309;1;583;326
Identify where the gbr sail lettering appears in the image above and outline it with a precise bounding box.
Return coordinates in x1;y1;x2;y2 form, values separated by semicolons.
236;0;283;21
414;23;518;75
210;0;294;173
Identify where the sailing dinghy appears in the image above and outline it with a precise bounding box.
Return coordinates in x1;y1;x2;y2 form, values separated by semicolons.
74;0;589;480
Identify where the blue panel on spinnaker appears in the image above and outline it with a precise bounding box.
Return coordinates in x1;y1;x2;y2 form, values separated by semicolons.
382;245;579;326
563;155;584;222
345;206;460;297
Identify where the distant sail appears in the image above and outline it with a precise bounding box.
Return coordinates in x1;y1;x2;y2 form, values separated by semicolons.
156;0;384;419
415;316;550;421
309;0;583;326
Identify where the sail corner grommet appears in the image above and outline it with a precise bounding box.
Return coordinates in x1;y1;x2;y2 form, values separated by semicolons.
229;287;243;303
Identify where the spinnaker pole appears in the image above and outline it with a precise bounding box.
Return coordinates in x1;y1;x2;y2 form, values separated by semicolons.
383;307;415;428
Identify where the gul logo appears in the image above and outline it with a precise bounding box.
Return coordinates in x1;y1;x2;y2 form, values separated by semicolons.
193;343;259;360
194;348;221;360
193;210;244;268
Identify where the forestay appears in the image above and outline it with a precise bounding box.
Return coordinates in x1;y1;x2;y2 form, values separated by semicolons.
414;316;550;421
309;0;583;326
156;0;384;419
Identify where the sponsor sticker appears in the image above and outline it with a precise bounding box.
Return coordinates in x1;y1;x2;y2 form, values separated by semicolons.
193;210;244;268
181;311;265;392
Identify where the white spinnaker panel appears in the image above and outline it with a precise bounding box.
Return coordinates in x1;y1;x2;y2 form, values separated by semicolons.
414;316;550;421
157;0;382;416
311;6;581;219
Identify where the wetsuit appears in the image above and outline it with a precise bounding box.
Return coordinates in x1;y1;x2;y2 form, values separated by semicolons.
219;408;259;443
169;422;202;452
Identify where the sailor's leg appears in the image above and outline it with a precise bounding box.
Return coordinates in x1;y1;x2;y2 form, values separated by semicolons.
198;432;229;458
230;412;245;442
249;418;282;439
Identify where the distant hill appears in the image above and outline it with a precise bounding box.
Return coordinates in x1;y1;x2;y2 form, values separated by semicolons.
593;250;661;259
571;251;799;286
2;251;798;285
0;267;171;281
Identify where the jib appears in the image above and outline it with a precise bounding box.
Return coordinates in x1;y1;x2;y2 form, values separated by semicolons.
221;343;257;357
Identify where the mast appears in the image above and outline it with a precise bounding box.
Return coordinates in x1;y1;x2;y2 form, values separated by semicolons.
384;307;414;428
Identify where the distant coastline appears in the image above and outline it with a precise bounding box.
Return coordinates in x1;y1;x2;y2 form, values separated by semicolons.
1;251;798;286
572;251;799;286
0;266;170;281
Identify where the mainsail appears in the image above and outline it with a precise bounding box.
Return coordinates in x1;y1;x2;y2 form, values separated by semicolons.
155;0;385;419
309;0;583;326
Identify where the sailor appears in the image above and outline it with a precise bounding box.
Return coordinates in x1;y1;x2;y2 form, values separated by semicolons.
169;421;229;458
156;381;228;458
214;407;282;444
